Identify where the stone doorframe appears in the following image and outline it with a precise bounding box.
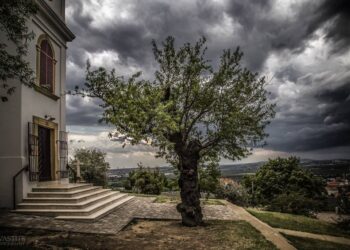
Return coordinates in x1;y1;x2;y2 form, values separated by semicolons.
33;116;59;181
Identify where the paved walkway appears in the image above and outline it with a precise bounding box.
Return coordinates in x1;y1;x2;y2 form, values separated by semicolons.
277;228;350;246
0;197;238;235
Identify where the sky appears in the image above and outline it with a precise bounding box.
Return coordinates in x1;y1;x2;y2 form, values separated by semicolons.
64;0;350;168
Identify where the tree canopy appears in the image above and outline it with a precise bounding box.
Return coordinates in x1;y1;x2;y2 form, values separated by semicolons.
79;36;275;226
82;37;274;163
243;157;327;215
0;0;38;102
125;164;167;195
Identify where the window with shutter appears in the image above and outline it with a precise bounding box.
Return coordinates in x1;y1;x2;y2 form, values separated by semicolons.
39;39;54;92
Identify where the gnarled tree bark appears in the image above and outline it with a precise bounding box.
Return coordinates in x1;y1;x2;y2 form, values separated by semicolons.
176;141;203;226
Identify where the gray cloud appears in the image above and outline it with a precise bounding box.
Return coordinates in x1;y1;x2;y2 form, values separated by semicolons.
64;0;350;157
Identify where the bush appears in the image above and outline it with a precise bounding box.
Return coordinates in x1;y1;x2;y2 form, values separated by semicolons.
215;179;249;206
70;149;110;187
199;161;221;199
338;186;350;214
243;157;327;215
124;164;167;195
268;192;323;215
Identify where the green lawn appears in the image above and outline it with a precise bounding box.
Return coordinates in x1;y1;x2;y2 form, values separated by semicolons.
154;195;225;205
283;234;350;250
247;208;350;238
210;220;277;250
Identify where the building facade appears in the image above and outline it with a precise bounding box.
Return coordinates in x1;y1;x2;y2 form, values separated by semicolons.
0;0;74;208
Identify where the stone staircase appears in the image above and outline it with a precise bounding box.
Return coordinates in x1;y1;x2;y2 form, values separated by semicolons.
13;183;133;221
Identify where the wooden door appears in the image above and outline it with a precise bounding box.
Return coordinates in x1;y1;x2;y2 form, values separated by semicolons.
38;126;52;181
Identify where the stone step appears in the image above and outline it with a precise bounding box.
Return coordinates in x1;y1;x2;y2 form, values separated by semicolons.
22;189;112;204
56;196;134;221
13;192;129;217
27;186;102;198
32;183;92;193
17;192;125;210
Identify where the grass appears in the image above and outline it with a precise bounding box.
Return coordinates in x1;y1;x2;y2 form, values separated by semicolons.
207;220;277;250
154;195;225;205
0;220;277;250
247;208;350;238
283;234;350;250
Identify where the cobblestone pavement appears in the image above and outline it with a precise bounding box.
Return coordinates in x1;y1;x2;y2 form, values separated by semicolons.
0;197;239;235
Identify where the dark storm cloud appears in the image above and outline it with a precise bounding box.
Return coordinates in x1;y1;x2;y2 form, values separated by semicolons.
65;0;350;155
317;0;350;54
225;0;350;70
66;96;103;126
265;71;350;152
266;120;350;152
66;0;226;69
317;83;350;125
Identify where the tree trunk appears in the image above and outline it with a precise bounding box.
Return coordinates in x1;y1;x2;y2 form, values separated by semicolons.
176;152;203;227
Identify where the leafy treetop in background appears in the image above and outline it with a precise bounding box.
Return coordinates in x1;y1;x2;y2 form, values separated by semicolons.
70;148;110;187
243;157;327;215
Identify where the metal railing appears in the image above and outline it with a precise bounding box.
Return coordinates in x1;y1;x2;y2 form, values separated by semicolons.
28;123;39;181
13;165;28;209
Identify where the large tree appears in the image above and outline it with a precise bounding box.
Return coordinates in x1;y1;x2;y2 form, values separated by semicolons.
0;0;38;102
78;37;275;226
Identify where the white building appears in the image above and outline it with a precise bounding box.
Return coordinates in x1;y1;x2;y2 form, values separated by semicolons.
0;0;75;208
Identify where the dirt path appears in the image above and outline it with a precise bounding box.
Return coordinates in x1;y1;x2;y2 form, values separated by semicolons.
277;228;350;246
224;202;296;250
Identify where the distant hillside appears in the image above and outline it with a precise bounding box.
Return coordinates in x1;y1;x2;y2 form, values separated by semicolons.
219;159;350;178
108;159;350;179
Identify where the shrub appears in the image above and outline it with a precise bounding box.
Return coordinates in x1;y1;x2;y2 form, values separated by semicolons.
337;186;350;214
243;157;327;215
199;161;221;199
268;192;323;215
215;178;249;206
124;164;167;195
70;149;110;187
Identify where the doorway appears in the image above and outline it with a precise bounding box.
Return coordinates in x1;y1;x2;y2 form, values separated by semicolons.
38;126;52;181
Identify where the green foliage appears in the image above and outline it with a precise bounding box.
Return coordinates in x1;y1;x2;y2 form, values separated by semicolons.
79;36;275;165
78;36;275;224
268;192;324;215
124;164;167;195
215;179;249;206
70;149;110;187
338;186;350;214
243;157;327;215
336;188;350;231
0;0;38;102
199;161;221;199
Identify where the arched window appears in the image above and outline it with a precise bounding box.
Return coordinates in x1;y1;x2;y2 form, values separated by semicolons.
38;39;54;92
